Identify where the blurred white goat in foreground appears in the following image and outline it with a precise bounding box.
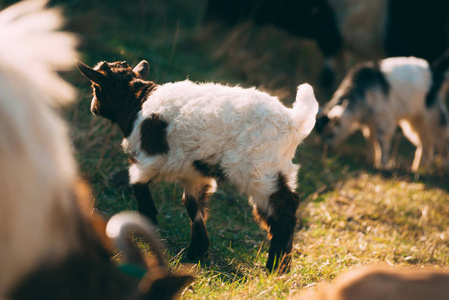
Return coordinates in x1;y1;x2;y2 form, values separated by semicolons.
0;1;192;299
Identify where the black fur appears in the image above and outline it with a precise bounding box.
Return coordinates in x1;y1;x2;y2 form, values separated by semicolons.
132;183;158;225
77;61;157;138
182;186;212;259
252;173;299;273
192;160;226;180
330;62;390;112
315;114;330;134
140;114;169;156
426;52;449;108
440;110;448;127
204;0;342;58
204;0;342;87
385;0;448;64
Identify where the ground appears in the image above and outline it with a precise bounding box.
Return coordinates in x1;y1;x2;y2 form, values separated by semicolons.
12;0;449;298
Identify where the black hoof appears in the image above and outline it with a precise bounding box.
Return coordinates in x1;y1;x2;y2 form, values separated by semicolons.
266;256;291;274
186;240;210;260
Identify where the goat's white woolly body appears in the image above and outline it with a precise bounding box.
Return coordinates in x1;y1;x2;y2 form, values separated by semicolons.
123;81;318;215
378;58;449;170
0;0;78;295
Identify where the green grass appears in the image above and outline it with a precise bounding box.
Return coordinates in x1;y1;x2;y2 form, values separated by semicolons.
26;0;449;298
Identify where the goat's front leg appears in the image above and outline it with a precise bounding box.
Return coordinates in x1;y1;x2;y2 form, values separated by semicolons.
182;181;215;259
253;174;300;273
362;126;381;166
132;182;158;225
375;125;395;169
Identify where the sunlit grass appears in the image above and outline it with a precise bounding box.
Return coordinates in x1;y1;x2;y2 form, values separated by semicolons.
45;0;449;298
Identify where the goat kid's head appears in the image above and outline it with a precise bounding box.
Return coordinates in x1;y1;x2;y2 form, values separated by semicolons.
315;99;357;148
76;60;154;136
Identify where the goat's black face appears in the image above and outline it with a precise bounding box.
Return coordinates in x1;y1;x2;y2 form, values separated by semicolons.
315;113;336;145
77;60;148;120
315;100;354;147
315;112;330;134
76;60;156;137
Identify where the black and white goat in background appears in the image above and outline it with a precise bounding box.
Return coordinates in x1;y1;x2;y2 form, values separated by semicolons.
0;1;192;299
315;55;449;172
76;60;318;272
204;0;448;88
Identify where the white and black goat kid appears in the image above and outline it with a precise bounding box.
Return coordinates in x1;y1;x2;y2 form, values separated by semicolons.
0;1;192;299
76;60;318;272
316;56;449;172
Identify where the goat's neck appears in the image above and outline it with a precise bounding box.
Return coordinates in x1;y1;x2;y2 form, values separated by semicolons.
116;81;157;137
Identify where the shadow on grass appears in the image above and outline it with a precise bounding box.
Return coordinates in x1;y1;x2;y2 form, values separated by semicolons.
299;130;449;207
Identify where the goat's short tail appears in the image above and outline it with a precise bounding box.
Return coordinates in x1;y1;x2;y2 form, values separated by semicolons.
292;83;319;139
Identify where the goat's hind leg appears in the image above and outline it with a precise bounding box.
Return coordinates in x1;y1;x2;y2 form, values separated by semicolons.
182;180;215;259
401;117;434;172
253;173;300;273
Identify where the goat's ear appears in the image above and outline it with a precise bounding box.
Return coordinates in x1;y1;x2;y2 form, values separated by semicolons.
133;60;150;79
76;60;107;85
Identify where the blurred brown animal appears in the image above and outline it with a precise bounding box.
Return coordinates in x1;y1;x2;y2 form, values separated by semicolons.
0;1;192;299
293;266;449;300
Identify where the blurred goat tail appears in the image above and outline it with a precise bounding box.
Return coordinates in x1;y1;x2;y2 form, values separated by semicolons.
0;0;78;106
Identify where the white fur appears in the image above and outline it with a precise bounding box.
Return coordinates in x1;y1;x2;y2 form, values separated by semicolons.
0;0;78;295
123;81;318;215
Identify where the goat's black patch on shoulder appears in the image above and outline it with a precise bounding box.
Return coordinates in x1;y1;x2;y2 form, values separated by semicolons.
426;52;449;108
140;114;169;156
193;160;225;180
337;62;390;110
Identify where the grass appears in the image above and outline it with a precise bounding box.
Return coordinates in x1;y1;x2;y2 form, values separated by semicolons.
18;0;449;298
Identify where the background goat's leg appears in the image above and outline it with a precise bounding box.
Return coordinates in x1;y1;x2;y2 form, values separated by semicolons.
132;183;158;225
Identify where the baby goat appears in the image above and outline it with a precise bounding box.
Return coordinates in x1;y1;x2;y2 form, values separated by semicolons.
0;1;191;299
316;56;449;172
76;60;318;272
